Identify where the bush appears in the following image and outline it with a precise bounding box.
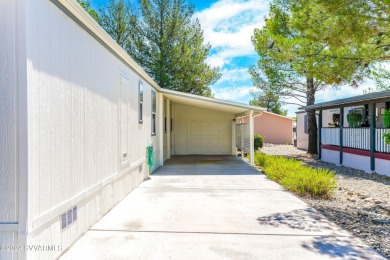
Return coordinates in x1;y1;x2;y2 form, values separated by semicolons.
347;113;363;127
254;134;264;150
383;109;390;128
383;131;390;145
254;152;337;199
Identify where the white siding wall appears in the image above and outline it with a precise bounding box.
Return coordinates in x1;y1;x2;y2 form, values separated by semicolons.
24;0;161;258
0;0;19;258
321;149;339;166
343;153;371;173
376;158;390;177
296;113;308;150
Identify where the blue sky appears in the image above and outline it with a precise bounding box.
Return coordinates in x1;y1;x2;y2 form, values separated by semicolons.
90;0;371;117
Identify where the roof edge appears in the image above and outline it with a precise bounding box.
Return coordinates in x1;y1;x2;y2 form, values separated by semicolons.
161;89;266;112
299;90;390;110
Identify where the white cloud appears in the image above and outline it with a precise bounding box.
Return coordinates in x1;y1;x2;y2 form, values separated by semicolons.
195;0;270;68
212;85;256;101
217;67;252;83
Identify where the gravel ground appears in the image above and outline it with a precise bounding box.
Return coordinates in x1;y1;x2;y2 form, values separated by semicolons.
260;144;390;258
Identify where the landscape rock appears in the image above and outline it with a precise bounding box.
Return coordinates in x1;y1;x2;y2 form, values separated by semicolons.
260;144;390;258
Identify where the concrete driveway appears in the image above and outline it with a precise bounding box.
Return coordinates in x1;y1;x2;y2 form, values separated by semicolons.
60;155;384;260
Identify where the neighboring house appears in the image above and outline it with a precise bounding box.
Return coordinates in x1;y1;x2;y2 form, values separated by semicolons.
0;0;264;259
295;111;320;150
297;91;390;177
237;111;293;144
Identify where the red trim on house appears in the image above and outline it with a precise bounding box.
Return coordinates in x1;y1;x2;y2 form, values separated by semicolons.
322;145;390;160
375;152;390;160
321;144;339;152
342;147;370;157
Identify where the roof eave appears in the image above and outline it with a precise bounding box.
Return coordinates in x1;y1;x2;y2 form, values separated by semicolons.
161;89;266;113
299;90;390;111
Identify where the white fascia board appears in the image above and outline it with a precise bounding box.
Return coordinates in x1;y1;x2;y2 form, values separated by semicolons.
162;89;265;113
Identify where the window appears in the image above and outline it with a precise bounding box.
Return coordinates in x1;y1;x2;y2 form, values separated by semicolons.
304;114;308;134
164;99;167;132
151;90;157;135
139;81;143;123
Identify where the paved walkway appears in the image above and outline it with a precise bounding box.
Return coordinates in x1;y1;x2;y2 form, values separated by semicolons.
61;155;384;259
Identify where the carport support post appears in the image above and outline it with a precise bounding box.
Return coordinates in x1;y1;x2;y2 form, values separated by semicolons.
249;110;254;166
370;103;376;172
167;99;171;160
318;110;322;160
241;116;244;159
232;119;236;155
158;92;164;166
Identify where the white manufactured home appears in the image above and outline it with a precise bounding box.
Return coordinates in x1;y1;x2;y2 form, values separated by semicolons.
0;0;264;259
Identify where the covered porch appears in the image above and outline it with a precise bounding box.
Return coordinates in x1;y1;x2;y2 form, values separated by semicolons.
306;91;390;176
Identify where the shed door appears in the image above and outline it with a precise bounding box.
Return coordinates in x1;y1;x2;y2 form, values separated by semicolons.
188;120;230;154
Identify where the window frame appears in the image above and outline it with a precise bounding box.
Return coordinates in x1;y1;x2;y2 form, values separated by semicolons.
151;90;157;136
138;81;143;124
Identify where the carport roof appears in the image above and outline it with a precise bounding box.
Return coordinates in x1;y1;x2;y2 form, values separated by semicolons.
161;89;265;115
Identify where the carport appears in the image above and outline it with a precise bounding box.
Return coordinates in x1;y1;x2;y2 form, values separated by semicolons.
159;89;264;166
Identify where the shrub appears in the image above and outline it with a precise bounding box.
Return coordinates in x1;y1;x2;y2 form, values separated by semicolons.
383;131;390;145
254;152;268;167
254;152;337;199
383;109;390;128
347;113;362;127
254;134;264;150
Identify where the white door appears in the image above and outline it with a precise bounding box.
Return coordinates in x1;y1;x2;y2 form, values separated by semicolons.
187;120;230;154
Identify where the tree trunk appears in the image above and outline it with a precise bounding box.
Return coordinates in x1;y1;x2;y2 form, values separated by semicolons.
306;77;318;154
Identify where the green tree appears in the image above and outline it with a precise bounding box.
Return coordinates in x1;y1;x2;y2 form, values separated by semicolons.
98;0;134;47
77;0;100;21
286;0;390;89
167;19;219;96
128;0;220;96
249;91;288;116
251;2;357;154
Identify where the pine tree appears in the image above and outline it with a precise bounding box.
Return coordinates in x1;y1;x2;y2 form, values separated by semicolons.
77;0;220;97
252;2;355;154
287;0;390;89
98;0;134;47
77;0;100;22
128;0;220;96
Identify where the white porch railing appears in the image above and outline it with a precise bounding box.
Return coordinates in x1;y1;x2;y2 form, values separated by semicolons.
321;128;340;146
343;128;370;150
376;129;390;153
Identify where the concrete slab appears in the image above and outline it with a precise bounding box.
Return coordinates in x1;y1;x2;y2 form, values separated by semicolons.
60;155;384;259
